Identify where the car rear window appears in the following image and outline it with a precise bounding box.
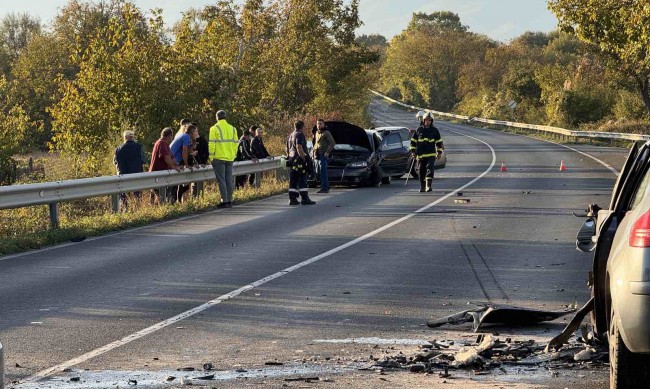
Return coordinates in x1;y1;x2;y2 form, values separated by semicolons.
630;162;650;211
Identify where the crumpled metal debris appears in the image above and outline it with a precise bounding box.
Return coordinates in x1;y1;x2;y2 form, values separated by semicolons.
427;301;576;331
366;334;606;376
546;297;594;352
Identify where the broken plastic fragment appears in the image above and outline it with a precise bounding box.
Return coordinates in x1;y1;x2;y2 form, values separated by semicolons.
427;302;576;332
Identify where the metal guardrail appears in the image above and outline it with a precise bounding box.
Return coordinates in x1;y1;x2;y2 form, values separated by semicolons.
370;90;650;142
0;158;283;228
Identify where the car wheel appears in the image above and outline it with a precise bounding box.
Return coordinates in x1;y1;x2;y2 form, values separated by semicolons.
610;312;632;389
381;175;391;185
609;311;650;388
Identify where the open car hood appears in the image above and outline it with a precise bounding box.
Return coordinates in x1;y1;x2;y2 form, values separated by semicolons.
313;121;371;151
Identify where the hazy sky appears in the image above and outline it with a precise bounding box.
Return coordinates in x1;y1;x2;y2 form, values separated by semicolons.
0;0;558;42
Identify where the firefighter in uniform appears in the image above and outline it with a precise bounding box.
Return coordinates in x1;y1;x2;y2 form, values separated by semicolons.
410;112;444;192
286;120;316;205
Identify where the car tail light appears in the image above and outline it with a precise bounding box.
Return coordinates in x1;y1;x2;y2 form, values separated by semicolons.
630;209;650;247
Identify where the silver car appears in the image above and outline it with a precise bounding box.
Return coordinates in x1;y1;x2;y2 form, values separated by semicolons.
576;140;650;388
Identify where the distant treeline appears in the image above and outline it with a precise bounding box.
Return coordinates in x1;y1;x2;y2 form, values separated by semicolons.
374;6;650;135
0;0;377;177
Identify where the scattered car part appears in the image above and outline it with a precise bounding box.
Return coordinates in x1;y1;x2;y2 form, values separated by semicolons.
427;302;576;332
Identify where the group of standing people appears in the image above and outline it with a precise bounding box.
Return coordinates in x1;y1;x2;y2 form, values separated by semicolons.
235;125;270;189
113;110;271;209
283;118;336;205
113;110;444;210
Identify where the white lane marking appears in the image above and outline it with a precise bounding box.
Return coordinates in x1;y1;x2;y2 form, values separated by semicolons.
536;137;619;176
373;118;391;126
443;121;620;176
25;130;496;382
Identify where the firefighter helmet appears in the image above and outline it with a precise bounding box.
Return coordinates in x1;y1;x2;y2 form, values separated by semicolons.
422;112;434;121
416;111;425;121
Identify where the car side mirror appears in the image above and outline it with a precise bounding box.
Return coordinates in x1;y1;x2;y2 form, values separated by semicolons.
576;218;597;252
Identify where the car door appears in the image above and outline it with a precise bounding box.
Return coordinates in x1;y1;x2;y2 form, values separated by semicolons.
379;131;408;175
591;141;649;336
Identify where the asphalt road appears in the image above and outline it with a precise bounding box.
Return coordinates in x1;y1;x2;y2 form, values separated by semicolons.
0;99;630;388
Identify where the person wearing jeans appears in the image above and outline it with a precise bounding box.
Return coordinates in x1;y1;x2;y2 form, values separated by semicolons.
312;119;335;193
208;110;239;208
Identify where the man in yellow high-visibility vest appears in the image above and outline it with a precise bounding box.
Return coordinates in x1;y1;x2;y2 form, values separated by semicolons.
209;110;239;208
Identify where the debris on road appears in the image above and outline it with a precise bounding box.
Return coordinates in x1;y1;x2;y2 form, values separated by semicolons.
194;374;215;380
451;334;495;367
202;363;213;371
427;302;576;331
454;199;470;204
546;297;594;352
364;332;607;378
285;376;321;382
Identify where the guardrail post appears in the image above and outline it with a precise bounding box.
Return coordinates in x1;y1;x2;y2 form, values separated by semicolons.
254;173;261;188
111;194;120;213
49;203;59;229
159;187;168;204
1;340;4;389
194;181;204;197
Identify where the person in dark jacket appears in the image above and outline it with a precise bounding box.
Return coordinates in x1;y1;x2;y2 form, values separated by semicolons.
190;122;210;198
193;123;210;166
249;125;270;187
235;129;256;189
114;130;146;210
250;126;270;159
410;112;444;192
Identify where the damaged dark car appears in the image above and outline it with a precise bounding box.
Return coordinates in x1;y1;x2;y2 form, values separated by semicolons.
310;121;409;186
309;121;411;187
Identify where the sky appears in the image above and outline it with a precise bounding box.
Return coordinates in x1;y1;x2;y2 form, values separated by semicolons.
0;0;559;42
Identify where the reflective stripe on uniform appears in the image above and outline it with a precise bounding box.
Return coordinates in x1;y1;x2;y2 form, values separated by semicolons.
289;188;299;193
417;153;438;158
412;138;440;143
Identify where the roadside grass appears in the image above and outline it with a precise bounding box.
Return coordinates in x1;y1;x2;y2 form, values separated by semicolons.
0;176;287;256
2;133;294;257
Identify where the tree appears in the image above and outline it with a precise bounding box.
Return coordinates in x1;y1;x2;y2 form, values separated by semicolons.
382;12;491;111
0;75;30;184
11;33;75;149
0;13;41;59
50;2;174;175
356;34;387;48
548;0;650;114
407;11;467;33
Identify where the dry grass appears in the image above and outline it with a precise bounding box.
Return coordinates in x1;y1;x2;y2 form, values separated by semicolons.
0;175;288;255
